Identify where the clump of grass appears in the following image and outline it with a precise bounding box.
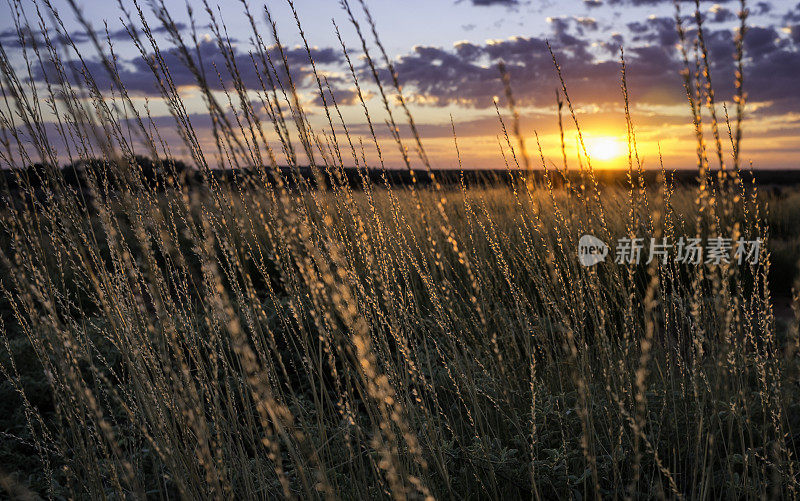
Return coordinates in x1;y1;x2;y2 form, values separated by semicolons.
0;0;797;498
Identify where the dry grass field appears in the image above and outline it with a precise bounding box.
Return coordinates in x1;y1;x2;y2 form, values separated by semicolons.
1;0;799;499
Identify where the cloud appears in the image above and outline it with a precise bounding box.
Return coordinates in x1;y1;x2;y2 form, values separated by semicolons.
740;26;800;112
0;23;187;48
789;24;800;45
596;33;625;56
548;16;599;38
0;26;46;48
364;15;800;114
753;2;772;15
575;17;600;31
312;87;368;107
468;0;518;5
368;34;680;110
32;38;343;97
83;23;188;42
627;16;681;47
347;107;694;141
15;0;798;120
785;2;800;22
708;5;736;23
607;0;734;4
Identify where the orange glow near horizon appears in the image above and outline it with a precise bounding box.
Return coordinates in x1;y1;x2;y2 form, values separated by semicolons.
584;136;626;164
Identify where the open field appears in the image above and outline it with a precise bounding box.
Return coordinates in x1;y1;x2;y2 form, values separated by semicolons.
2;178;799;498
1;0;799;499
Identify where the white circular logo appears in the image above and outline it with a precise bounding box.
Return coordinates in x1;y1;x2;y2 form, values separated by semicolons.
578;234;608;267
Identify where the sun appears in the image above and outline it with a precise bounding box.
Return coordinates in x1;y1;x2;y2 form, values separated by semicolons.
586;136;625;163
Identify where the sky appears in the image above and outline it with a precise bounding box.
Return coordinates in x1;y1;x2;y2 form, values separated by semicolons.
1;0;798;170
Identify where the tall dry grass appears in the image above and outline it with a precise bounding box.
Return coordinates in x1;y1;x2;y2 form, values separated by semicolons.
0;0;797;498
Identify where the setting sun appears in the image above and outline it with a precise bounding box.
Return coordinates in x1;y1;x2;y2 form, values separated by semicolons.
586;136;625;162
